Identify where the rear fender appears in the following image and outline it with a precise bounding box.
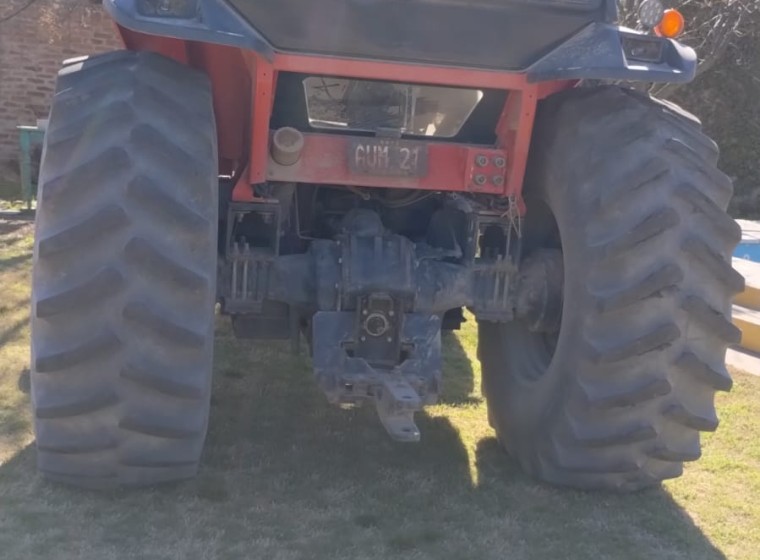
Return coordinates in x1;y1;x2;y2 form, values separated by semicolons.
105;1;694;83
527;23;696;83
103;0;695;201
104;0;274;59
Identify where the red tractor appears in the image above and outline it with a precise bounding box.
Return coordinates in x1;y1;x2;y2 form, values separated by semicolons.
30;0;742;491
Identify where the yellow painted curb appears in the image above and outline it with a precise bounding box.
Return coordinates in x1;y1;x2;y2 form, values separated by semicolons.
735;287;760;310
733;258;760;310
733;305;760;354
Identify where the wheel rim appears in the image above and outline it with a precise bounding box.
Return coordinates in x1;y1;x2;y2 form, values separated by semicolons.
509;198;563;383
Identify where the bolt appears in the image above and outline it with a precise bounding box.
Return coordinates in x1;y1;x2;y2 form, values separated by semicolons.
387;337;393;343
362;309;368;316
474;174;487;186
492;175;505;186
475;155;488;167
494;156;506;168
360;336;366;342
338;258;343;264
388;310;395;317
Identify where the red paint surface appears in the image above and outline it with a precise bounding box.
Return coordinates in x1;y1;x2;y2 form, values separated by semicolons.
267;132;508;195
115;27;576;204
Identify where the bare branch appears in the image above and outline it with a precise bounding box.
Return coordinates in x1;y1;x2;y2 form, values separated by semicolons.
617;0;760;96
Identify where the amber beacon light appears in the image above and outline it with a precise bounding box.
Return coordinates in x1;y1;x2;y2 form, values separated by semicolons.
656;9;686;38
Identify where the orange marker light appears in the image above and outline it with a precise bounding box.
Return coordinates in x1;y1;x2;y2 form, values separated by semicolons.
656;9;685;38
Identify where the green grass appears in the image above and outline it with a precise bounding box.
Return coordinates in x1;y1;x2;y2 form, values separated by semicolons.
1;217;759;559
0;182;36;212
0;182;27;212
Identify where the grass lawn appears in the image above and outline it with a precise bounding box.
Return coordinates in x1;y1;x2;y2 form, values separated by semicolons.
0;181;31;213
0;216;758;559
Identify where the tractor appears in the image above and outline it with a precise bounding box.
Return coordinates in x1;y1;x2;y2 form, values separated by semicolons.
30;0;743;491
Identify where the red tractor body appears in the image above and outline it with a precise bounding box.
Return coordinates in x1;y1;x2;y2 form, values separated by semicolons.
28;0;741;491
109;0;694;205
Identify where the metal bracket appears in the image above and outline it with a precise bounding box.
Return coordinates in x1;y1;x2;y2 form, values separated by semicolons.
354;294;403;369
222;201;281;314
312;311;441;441
374;376;421;442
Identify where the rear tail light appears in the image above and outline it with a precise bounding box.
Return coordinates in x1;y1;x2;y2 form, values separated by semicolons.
656;9;686;38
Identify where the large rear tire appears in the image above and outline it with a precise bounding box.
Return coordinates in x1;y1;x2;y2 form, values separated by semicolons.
478;86;743;491
31;51;218;488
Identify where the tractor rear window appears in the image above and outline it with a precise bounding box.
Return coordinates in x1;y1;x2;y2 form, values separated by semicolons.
303;77;483;138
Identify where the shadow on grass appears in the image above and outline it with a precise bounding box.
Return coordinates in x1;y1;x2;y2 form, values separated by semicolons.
0;233;34;251
0;319;727;559
0;318;29;348
0;299;30;316
0;253;32;270
0;219;33;237
17;368;30;394
473;439;727;559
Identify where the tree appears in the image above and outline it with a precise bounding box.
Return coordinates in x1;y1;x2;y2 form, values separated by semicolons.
618;0;760;95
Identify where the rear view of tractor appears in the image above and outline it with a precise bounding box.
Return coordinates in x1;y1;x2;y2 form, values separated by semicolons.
29;0;742;491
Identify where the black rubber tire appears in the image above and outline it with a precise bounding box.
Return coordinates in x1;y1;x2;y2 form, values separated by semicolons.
478;86;743;491
31;51;218;488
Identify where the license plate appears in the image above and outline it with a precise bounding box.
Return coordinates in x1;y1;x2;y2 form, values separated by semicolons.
348;138;428;177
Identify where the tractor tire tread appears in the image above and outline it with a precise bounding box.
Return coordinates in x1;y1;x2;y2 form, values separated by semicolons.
479;86;739;491
31;50;217;488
